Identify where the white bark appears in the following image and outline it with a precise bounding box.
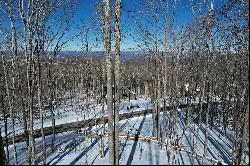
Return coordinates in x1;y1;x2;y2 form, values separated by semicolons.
103;0;114;164
114;0;121;164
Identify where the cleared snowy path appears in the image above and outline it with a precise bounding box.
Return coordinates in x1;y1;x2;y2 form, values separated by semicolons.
3;102;190;145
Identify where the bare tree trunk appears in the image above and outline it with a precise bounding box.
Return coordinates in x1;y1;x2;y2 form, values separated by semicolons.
103;0;114;164
240;95;249;162
161;56;167;149
5;0;18;164
161;96;167;151
47;59;56;149
19;84;29;149
114;0;121;164
37;53;46;164
0;128;7;165
170;3;178;164
235;94;249;165
100;84;105;158
156;54;161;143
1;92;9;164
2;55;18;165
162;0;169;149
26;0;36;163
173;48;179;157
203;75;210;164
50;89;55;148
152;82;157;137
18;0;29;152
144;81;148;97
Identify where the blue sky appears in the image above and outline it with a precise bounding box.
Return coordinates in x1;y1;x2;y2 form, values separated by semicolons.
66;0;196;51
0;0;222;52
66;0;221;51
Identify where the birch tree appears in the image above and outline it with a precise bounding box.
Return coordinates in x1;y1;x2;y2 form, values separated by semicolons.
103;0;115;164
0;128;7;165
114;0;121;164
161;0;169;151
5;0;18;164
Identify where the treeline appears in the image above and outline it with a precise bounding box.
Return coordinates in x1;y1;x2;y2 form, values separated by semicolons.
0;0;249;165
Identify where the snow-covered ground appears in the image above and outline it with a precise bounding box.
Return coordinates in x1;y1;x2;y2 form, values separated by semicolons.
6;130;214;165
0;97;152;137
5;105;248;165
0;95;223;137
2;95;248;165
119;98;153;113
0;99;103;137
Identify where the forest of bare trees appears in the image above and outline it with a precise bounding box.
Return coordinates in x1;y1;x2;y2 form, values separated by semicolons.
0;0;249;165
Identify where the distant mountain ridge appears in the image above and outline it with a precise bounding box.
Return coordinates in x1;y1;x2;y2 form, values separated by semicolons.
0;51;146;61
59;51;147;61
